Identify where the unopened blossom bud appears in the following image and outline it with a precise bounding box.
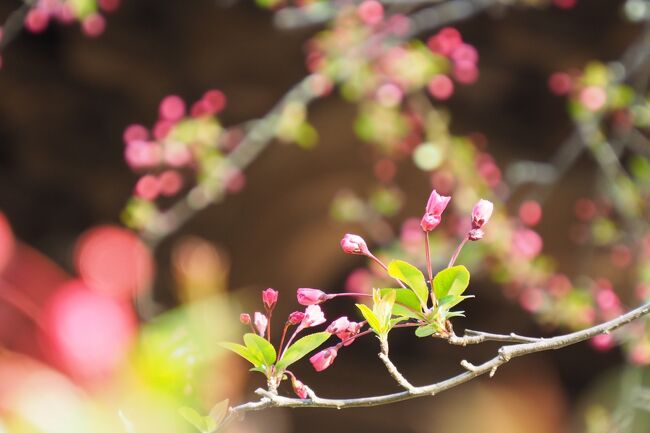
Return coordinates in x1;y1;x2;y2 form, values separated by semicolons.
337;321;362;346
309;347;338;372
288;311;305;325
468;228;484;241
239;313;251;325
297;288;327;306
326;316;350;334
291;376;309;399
340;233;370;255
421;189;451;232
254;312;268;336
262;288;279;310
302;305;326;328
471;199;493;229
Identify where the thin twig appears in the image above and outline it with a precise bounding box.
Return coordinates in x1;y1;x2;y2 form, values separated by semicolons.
213;302;650;432
378;351;421;393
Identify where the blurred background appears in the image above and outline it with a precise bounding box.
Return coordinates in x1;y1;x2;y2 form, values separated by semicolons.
0;0;648;432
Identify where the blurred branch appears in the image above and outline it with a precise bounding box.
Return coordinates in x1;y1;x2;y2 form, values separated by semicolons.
0;0;35;53
140;75;321;246
214;302;650;432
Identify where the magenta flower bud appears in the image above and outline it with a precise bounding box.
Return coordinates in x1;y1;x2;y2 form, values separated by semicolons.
468;228;484;241
297;288;328;306
340;233;370;255
336;321;362;346
471;199;494;229
291;376;309;399
309;347;338;372
288;311;305;325
421;189;451;232
326;316;350;334
262;288;279;310
302;305;326;328
239;313;251;325
253;312;268;336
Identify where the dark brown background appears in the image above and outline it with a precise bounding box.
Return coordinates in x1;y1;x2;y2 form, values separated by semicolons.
0;1;643;432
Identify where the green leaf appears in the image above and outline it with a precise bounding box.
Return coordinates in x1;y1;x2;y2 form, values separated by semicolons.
414;324;436;337
179;407;217;433
356;303;381;332
219;342;262;367
438;294;474;311
445;311;466;319
243;333;277;367
389;317;409;328
209;399;229;427
433;266;470;300
375;289;396;331
381;288;424;319
387;260;430;307
276;332;331;370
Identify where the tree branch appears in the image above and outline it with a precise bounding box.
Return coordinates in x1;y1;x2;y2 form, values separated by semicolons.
213;302;650;432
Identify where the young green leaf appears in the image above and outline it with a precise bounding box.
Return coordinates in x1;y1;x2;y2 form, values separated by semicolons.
243;333;277;366
381;288;424;319
356;303;381;332
375;288;396;332
219;342;263;367
433;265;470;300
179;407;217;433
276;332;331;370
387;260;429;307
414;324;437;337
437;294;474;311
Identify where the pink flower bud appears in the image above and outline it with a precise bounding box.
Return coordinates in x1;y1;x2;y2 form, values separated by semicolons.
262;288;279;310
471;199;493;229
421;189;451;232
297;288;327;306
340;234;370;255
253;312;268;336
240;313;251;325
302;305;326;328
326;316;350;334
337;321;362;346
288;311;305;325
291;376;309;399
309;347;338;372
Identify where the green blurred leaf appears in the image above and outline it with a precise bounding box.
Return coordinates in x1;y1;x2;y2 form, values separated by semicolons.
179;407;217;433
276;332;331;370
209;399;229;427
438;294;474;311
219;342;262;368
387;260;429;307
433;266;470;300
243;333;277;367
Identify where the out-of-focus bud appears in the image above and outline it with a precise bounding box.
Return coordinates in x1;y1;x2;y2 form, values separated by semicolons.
262;288;279;310
326;316;350;334
421;189;451;232
297;288;327;306
309;347;338;372
288;311;305;325
291;376;309;399
239;313;251;325
254;312;268;336
340;234;370;255
471;199;493;229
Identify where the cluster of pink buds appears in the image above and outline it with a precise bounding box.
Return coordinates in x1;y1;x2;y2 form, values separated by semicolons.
121;90;228;211
239;288;278;337
23;0;121;37
426;27;480;100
